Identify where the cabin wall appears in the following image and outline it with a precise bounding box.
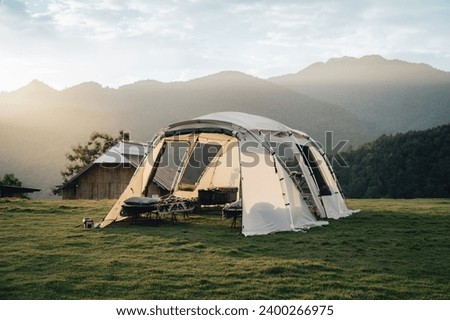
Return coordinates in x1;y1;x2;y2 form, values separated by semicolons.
61;188;77;200
62;164;135;200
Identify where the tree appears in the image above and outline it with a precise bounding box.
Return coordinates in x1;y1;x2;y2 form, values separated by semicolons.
0;173;23;186
61;130;124;181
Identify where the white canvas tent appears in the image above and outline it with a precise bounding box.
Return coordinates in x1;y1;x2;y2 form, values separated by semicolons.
100;112;358;235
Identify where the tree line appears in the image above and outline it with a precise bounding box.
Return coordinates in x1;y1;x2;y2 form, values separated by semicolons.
333;123;450;198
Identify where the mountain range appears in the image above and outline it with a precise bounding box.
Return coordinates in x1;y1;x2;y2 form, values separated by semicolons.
270;55;450;132
1;55;449;197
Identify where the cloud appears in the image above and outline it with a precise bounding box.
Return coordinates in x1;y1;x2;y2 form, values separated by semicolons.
0;0;449;91
0;0;27;14
28;0;196;41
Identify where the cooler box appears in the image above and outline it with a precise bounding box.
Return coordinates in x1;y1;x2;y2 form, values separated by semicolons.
198;188;238;205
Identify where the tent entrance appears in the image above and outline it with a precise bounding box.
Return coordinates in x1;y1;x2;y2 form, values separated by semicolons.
266;138;326;219
147;133;241;202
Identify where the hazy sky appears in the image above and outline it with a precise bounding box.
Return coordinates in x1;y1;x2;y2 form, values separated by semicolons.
1;0;449;91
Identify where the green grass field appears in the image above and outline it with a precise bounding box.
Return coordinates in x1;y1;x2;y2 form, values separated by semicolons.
0;198;449;300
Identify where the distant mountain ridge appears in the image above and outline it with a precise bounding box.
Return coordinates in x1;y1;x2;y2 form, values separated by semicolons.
270;55;450;132
1;55;449;197
273;55;450;84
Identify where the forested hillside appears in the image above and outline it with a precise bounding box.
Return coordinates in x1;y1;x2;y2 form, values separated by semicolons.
334;124;450;198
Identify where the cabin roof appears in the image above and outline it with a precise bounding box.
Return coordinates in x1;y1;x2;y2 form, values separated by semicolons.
56;140;147;191
0;185;41;197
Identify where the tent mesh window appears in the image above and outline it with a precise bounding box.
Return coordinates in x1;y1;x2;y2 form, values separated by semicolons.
154;142;189;191
181;142;222;187
300;145;332;196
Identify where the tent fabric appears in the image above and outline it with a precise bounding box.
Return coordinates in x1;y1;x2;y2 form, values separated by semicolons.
196;112;291;132
100;112;358;235
101;142;164;226
239;141;293;235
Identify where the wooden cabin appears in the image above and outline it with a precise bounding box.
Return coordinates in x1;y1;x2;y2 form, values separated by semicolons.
56;140;148;200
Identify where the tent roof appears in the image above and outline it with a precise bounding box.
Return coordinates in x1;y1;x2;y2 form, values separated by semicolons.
196;112;290;132
163;112;310;139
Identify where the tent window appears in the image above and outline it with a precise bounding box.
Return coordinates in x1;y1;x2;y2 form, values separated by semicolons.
300;145;331;196
276;144;310;190
162;142;189;170
277;143;302;172
181;142;222;186
153;142;189;191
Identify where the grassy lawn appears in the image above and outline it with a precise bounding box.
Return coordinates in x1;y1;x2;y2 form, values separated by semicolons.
0;198;449;300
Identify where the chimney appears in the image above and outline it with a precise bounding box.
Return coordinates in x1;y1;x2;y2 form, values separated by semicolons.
123;132;130;141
